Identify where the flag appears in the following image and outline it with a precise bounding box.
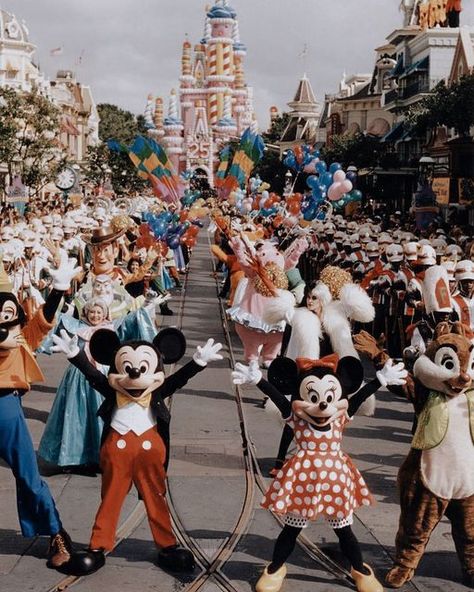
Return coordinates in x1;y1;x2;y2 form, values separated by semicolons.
221;128;265;196
76;49;85;66
108;136;184;204
297;43;308;59
50;47;63;56
214;144;232;190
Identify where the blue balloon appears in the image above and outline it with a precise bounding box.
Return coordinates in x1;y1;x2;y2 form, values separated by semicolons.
260;207;277;217
329;162;342;174
320;172;333;188
153;219;168;238
316;161;327;174
311;185;322;200
306;175;320;190
346;171;357;183
162;212;173;223
167;234;181;249
312;193;324;205
303;205;317;221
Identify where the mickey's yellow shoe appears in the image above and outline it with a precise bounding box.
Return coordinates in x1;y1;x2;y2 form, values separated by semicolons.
351;563;384;592
255;564;287;592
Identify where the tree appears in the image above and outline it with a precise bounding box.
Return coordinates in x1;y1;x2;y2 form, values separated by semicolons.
83;103;147;195
0;85;64;195
253;113;290;194
405;75;474;137
321;133;386;169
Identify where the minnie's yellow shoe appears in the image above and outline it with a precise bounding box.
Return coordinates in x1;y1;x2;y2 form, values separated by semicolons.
351;563;384;592
255;564;287;592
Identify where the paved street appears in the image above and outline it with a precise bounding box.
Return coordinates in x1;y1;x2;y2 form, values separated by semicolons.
0;231;470;592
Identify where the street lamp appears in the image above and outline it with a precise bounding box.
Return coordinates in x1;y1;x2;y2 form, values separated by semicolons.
415;155;436;208
418;155;435;187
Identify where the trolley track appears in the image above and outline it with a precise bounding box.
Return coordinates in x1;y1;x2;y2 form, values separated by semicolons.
46;232;354;592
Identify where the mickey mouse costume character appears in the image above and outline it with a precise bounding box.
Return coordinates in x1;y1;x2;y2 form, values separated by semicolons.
51;327;223;576
233;355;407;592
0;254;81;569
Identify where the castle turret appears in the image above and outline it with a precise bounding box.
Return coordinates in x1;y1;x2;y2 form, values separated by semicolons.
206;1;235;127
163;89;184;171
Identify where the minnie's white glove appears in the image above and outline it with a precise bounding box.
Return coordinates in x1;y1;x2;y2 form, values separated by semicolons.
193;338;223;367
376;359;407;387
51;329;80;358
47;255;82;291
232;361;262;385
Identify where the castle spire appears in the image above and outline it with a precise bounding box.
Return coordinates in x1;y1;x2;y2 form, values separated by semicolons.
181;35;192;76
144;94;155;129
202;5;211;44
153;97;164;129
165;88;181;123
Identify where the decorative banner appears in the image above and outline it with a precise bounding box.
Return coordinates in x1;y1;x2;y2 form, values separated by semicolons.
108;136;184;204
432;177;450;205
5;175;28;203
221;128;265;197
458;178;474;205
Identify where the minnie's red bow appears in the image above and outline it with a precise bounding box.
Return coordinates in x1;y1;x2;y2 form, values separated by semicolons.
296;353;339;374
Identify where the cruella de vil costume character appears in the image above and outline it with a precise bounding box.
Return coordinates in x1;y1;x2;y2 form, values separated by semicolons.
51;326;223;576
233;354;406;592
0;255;81;570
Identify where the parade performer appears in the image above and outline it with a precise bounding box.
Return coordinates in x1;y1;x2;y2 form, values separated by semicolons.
38;295;160;472
0;254;81;569
385;321;474;589
452;260;474;330
227;234;307;367
51;327;223;576
232;354;407;592
405;265;456;357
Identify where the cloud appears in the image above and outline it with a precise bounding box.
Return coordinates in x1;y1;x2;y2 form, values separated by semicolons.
7;0;474;129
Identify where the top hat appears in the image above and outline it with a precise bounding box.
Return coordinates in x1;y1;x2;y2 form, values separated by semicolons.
82;226;126;246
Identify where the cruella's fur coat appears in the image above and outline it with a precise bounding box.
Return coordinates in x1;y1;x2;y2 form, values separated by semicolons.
264;282;376;415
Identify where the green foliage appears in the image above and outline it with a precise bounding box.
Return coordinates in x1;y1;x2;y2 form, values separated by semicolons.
321;132;386;169
83;103;146;194
405;75;474;137
0;85;64;193
253;113;291;194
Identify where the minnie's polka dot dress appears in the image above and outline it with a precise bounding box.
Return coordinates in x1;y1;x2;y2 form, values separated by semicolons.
262;413;373;523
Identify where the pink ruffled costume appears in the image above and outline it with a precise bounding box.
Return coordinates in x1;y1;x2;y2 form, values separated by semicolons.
227;236;307;364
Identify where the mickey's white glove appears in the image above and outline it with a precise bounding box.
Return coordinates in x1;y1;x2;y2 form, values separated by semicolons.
51;329;80;359
232;361;262;385
376;359;407;387
155;293;171;307
144;289;158;303
47;255;82;291
193;338;223;367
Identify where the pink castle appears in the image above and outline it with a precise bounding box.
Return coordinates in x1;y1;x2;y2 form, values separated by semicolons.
144;0;257;187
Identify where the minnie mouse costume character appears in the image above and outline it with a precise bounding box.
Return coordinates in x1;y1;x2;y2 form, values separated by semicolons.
51;327;222;576
233;354;407;592
0;255;81;569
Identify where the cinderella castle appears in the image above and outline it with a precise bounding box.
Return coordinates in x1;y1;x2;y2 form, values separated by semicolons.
143;0;257;187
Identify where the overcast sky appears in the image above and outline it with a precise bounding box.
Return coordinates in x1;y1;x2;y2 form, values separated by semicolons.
6;0;474;129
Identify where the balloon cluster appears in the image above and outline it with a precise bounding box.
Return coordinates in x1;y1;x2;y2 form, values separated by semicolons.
305;161;362;212
283;144;320;173
142;205;204;250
